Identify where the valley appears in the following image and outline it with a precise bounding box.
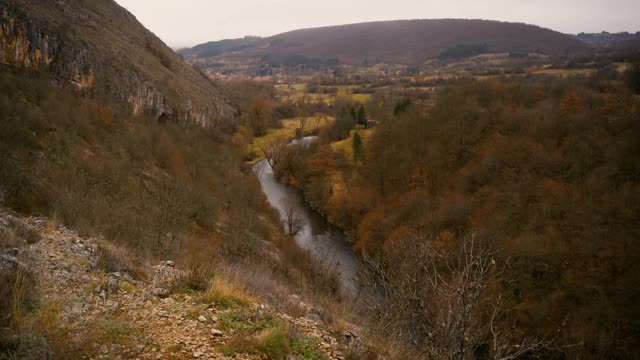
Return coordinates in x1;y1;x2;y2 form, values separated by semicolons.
1;0;639;359
254;154;359;295
229;53;640;358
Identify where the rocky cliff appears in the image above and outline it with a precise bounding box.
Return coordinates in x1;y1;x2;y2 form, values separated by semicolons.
0;0;235;126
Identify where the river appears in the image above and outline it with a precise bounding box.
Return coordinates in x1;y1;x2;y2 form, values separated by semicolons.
253;138;359;295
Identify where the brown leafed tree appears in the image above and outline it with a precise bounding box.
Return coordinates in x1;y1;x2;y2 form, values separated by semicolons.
245;95;273;137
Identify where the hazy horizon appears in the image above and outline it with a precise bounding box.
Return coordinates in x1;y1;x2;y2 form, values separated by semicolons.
114;0;640;49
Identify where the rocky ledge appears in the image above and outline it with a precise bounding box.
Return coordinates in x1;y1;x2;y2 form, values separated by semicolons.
0;208;364;359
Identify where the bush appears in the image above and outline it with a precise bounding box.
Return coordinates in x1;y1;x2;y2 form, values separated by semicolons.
169;264;213;293
0;334;51;360
96;244;145;279
145;39;173;70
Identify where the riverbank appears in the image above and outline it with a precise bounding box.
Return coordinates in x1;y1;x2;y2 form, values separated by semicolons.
245;117;333;164
253;158;360;296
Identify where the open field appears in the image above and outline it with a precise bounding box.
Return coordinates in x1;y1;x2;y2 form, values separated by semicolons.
246;116;334;162
528;68;599;77
275;84;372;104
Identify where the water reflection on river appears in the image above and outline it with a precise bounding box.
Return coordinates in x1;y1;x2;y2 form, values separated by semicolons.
253;138;359;295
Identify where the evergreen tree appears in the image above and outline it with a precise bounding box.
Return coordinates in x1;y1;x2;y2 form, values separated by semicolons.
352;131;364;163
357;105;367;128
394;98;412;116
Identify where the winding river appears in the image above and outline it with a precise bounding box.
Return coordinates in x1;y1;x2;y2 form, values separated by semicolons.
253;138;359;295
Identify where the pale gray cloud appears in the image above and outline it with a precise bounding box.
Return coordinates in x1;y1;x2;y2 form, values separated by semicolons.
114;0;640;48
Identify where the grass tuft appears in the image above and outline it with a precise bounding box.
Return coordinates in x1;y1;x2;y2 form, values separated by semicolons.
254;325;291;359
222;322;291;359
200;277;255;309
290;336;326;359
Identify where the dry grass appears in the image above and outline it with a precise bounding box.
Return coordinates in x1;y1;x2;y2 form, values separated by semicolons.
200;277;255;309
0;266;37;330
254;325;291;359
0;228;18;249
0;222;40;250
44;214;60;234
169;264;214;293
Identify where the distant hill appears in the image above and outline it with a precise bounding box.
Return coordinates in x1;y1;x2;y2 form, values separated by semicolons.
181;19;590;71
0;0;234;125
187;36;264;58
577;31;640;49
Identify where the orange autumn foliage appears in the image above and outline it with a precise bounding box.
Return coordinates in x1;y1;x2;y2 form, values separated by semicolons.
561;93;585;114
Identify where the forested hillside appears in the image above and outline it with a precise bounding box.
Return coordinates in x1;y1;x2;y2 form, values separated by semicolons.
273;71;640;357
181;19;590;71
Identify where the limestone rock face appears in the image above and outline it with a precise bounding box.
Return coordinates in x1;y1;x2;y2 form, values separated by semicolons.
0;0;235;126
0;9;56;69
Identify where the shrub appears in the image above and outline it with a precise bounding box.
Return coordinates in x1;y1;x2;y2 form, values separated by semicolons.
0;333;51;360
169;264;213;293
0;221;40;250
145;39;173;70
96;244;145;279
0;151;42;213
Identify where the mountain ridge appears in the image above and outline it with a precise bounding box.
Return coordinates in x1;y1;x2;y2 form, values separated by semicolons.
181;18;591;71
0;0;235;126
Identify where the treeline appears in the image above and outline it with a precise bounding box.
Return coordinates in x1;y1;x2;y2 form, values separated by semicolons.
273;69;640;357
438;43;489;60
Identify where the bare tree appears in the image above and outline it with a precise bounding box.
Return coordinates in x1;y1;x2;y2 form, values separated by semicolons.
282;194;304;236
258;139;286;169
145;176;190;254
488;297;572;360
298;116;308;136
361;231;567;359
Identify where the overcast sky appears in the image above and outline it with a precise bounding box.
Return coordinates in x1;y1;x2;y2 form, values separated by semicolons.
114;0;640;49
